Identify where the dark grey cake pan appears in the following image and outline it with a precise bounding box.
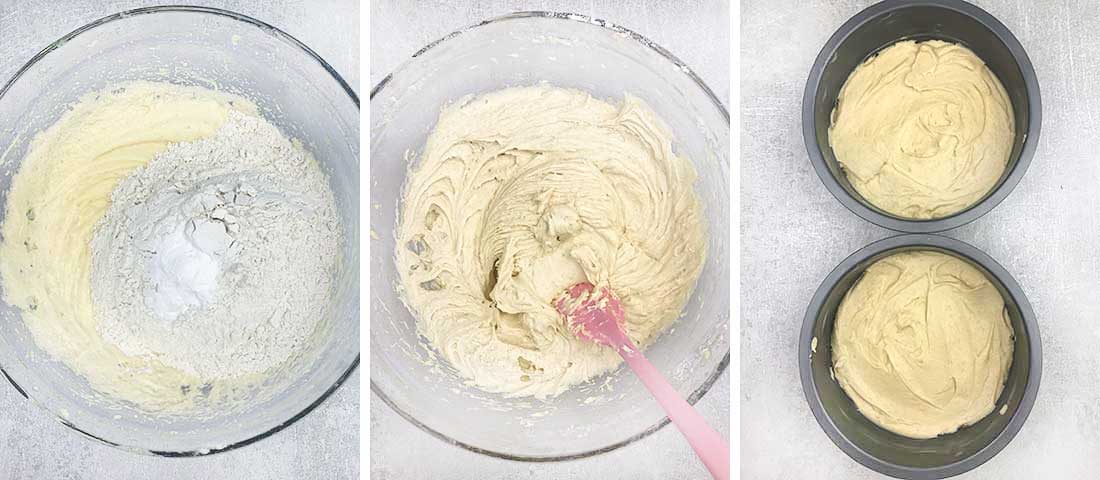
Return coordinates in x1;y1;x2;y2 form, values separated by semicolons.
799;234;1042;479
802;0;1041;233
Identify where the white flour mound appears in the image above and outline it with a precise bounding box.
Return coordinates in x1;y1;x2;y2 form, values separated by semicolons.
90;110;341;380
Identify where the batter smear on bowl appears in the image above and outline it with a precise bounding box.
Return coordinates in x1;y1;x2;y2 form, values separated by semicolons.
396;85;706;398
0;82;342;412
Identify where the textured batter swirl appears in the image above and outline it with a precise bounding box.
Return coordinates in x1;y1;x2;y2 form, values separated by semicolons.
396;86;706;398
832;251;1014;439
829;40;1015;219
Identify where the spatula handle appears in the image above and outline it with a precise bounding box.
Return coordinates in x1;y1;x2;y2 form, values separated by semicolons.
618;340;730;480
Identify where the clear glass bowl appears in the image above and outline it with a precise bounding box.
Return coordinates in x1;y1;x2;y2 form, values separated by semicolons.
370;12;729;460
0;7;359;455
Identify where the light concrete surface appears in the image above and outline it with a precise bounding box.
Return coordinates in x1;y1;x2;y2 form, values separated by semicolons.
742;0;1100;478
370;1;729;479
0;1;358;479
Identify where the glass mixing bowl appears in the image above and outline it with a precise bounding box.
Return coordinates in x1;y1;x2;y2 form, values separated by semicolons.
0;7;359;455
370;12;729;460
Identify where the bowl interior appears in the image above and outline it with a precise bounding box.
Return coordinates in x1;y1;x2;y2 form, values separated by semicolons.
0;8;359;454
370;13;729;459
809;245;1033;469
810;3;1031;222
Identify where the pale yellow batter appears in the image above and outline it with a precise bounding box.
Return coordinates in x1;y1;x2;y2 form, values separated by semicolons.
396;86;706;398
0;82;257;412
829;40;1015;219
832;251;1014;439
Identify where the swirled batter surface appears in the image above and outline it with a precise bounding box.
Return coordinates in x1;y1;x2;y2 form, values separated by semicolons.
396;86;706;398
829;40;1015;219
832;251;1014;439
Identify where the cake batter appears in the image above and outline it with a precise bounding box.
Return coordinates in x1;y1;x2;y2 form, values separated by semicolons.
396;86;706;398
829;40;1015;219
831;251;1014;439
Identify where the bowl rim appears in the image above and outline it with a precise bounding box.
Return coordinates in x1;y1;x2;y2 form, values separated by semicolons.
369;10;730;462
798;234;1042;479
801;0;1042;233
0;5;361;457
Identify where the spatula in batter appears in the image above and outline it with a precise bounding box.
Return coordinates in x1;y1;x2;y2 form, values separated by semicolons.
554;282;730;480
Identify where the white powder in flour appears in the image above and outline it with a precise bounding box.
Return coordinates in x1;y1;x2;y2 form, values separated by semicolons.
90;110;341;380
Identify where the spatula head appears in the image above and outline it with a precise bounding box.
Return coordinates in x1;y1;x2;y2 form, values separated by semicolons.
553;282;626;347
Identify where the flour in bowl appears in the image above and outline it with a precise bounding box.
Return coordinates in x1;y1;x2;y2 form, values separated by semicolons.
0;82;343;411
91;109;342;380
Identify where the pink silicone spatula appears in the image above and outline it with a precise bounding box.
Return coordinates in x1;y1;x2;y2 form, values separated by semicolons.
555;282;730;480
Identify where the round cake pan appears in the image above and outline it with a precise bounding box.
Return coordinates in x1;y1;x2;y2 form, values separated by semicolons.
799;234;1041;479
802;0;1041;233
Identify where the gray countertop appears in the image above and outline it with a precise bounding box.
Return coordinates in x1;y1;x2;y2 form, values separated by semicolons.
743;0;1100;478
0;1;358;479
369;1;730;479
